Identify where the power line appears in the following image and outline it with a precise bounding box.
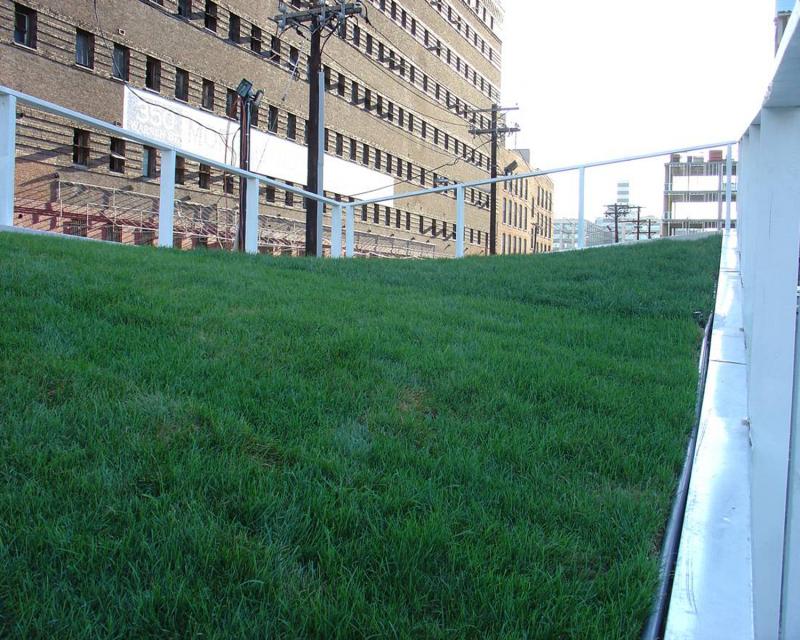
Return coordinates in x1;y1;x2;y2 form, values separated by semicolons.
349;138;491;198
335;20;472;130
357;14;491;128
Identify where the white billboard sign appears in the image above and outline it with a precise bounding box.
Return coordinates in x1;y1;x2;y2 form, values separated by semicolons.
123;87;394;203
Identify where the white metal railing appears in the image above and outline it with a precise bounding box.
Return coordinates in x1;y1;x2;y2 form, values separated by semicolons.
0;84;739;260
0;86;340;256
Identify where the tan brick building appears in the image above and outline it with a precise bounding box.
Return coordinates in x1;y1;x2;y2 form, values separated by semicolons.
497;147;553;254
1;0;549;256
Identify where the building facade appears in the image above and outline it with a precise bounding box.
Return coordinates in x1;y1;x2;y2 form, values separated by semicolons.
663;149;737;237
552;218;613;252
497;147;553;254
2;0;511;257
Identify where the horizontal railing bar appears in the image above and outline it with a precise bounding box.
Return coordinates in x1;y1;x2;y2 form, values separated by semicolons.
0;85;340;206
351;140;739;207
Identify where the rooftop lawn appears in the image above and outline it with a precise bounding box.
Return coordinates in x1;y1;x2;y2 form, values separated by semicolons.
0;233;720;639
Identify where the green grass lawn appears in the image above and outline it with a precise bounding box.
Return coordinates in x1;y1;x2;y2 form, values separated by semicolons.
0;233;720;639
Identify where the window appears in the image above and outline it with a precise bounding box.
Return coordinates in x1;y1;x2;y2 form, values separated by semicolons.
335;133;343;156
175;156;186;184
285;187;293;207
142;146;156;178
349;138;356;161
223;173;234;194
177;0;192;18
202;79;214;109
287;113;296;140
351;81;359;104
65;220;87;237
266;185;275;203
270;36;281;64
112;43;129;80
268;106;278;133
226;89;238;118
175;68;189;101
250;105;259;127
362;143;369;165
251;25;262;52
204;1;217;31
337;73;345;97
75;29;94;69
103;224;122;243
72;129;89;167
13;4;36;48
228;13;240;42
145;56;161;92
198;163;210;189
109;138;125;173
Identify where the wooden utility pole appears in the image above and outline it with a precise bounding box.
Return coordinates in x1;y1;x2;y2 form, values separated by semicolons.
273;1;363;257
469;106;519;255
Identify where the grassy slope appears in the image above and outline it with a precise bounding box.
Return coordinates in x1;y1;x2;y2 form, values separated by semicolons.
0;234;720;639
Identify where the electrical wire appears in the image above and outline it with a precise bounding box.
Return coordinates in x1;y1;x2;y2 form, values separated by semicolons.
358;10;494;123
319;42;492;173
334;26;469;129
349;138;491;198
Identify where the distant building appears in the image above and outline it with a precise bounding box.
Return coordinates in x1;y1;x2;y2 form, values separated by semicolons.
616;181;630;206
662;149;737;237
497;148;554;254
552;219;613;252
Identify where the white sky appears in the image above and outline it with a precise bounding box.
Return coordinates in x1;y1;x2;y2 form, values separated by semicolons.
501;0;777;220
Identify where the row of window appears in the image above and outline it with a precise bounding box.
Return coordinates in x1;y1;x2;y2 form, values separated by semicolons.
501;234;527;255
502;198;529;231
367;0;500;99
66;127;486;245
143;0;497;123
536;185;553;212
462;0;500;35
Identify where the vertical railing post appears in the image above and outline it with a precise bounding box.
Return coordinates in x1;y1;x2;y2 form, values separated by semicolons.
725;143;734;233
455;186;465;258
748;107;800;640
331;204;342;258
158;148;176;247
345;204;354;257
577;166;586;249
245;177;259;254
0;93;17;228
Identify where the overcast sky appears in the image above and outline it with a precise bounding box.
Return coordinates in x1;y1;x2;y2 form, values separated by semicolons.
500;0;777;220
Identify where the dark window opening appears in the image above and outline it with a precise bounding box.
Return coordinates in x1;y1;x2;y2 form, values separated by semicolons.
13;4;37;48
72;129;89;167
75;29;94;68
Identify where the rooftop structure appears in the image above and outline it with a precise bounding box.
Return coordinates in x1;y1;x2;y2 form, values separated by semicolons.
662;149;738;237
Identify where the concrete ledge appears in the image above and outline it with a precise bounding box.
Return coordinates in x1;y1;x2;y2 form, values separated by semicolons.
665;230;754;640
